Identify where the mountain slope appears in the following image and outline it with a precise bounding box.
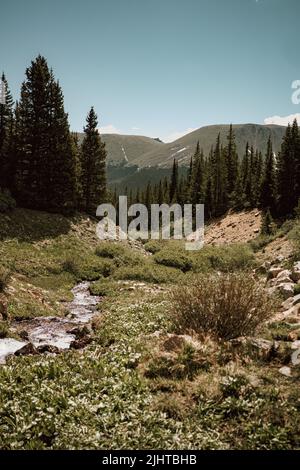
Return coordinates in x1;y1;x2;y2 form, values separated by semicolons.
130;124;286;168
78;123;286;169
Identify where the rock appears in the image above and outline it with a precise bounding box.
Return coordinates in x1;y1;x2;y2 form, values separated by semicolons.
229;337;278;361
291;262;300;283
275;269;293;284
291;348;300;366
291;294;300;307
278;283;295;299
14;342;39;356
70;336;92;349
279;304;300;321
279;366;292;377
66;325;91;339
37;344;60;354
281;297;294;311
19;330;29;340
268;266;283;280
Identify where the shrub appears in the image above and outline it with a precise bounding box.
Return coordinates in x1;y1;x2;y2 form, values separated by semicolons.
112;261;182;284
0;189;16;213
193;244;255;272
294;284;300;296
154;249;192;272
95;242;142;267
171;273;274;340
62;254;114;281
90;279;118;297
0;266;11;292
95;243;125;259
144;240;163;254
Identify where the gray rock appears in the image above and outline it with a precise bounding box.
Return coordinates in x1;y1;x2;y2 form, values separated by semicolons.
279;366;292;377
291;262;300;282
275;269;293;284
278;283;295;299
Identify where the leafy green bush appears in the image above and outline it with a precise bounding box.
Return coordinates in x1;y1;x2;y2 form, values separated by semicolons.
154;249;192;272
0;189;16;214
113;263;181;284
90;279;118;297
0;321;8;338
95;242;142;267
171;273;274;340
95;243;126;259
193;244;255;272
144;240;164;254
62;254;114;281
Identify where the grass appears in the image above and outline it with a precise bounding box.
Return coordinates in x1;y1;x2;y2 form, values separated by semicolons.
1;282;299;449
1;208;300;449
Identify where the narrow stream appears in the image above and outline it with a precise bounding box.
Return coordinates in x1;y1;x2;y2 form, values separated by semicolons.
0;282;100;364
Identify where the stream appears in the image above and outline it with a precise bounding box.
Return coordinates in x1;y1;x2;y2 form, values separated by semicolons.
0;282;100;364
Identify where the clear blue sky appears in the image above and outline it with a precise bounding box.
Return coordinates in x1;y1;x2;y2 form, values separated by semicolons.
1;0;299;141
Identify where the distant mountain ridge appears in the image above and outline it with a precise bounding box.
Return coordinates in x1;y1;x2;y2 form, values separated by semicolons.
78;123;286;169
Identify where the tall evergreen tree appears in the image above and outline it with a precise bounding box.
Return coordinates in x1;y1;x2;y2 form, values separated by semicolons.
169;158;178;203
224;124;238;201
260;136;277;213
14;56;78;212
0;73;14;190
211;134;227;216
80;106;107;215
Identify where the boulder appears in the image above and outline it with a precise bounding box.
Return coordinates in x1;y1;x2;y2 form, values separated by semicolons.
229;336;279;361
37;344;60;354
14;342;39;356
70;336;92;349
291;294;300;307
291;262;300;283
275;269;293;284
279;366;292;377
267;267;283;280
278;283;295;299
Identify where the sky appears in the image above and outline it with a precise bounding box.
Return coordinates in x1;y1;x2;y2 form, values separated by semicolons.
1;0;300;142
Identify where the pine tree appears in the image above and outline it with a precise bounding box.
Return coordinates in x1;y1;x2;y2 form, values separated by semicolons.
211;134;227;216
191;143;205;205
80;106;107;215
224;124;238;201
260;136;277;213
14;56;78;212
0;73;14;190
169;159;178;203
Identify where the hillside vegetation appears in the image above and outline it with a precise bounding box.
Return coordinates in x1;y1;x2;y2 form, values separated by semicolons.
1;208;300;449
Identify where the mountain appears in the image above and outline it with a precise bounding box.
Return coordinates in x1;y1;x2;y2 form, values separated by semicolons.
78;124;286;169
77;133;164;165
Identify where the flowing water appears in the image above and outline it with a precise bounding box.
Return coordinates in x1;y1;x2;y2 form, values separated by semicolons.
0;282;100;364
